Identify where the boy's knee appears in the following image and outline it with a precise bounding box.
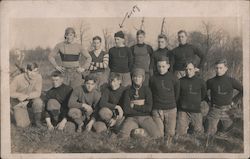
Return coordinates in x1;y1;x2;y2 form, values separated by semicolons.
93;121;107;133
32;98;43;113
99;107;113;122
47;99;61;111
68;108;83;119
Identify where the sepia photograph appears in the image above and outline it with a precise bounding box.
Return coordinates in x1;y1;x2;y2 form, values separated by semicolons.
1;0;249;159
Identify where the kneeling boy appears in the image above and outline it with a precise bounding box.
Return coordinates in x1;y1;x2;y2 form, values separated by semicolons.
120;68;161;139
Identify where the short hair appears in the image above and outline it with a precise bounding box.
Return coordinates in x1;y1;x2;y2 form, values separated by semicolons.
26;63;38;71
93;36;102;42
157;56;169;64
136;30;145;36
215;59;228;67
51;70;64;78
64;27;76;39
109;72;122;81
178;30;188;36
158;34;167;41
84;74;97;83
184;60;197;68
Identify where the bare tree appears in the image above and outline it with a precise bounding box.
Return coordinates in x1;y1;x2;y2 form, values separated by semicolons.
102;28;114;52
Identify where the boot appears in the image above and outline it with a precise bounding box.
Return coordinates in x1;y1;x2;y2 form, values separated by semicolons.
34;112;43;128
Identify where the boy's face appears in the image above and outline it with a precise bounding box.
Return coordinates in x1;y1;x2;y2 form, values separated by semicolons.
137;34;145;44
185;63;196;78
26;68;38;79
157;61;170;75
65;32;75;43
110;78;121;90
93;39;101;50
158;38;167;49
115;37;124;47
85;80;96;92
215;63;228;76
132;75;143;86
51;76;63;88
178;32;187;45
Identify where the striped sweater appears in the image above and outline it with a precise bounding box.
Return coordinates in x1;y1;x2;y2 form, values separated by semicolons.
89;50;109;73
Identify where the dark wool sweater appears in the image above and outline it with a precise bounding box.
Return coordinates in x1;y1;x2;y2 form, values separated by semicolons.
178;75;206;113
171;43;205;71
150;72;180;110
99;86;126;110
122;85;153;117
109;46;133;73
89;50;109;73
45;84;73;119
152;47;173;73
130;43;153;72
206;74;243;106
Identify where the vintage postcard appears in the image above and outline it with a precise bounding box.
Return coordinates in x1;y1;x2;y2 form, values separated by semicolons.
1;0;249;159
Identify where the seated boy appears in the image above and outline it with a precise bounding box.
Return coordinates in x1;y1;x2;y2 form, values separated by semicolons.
10;63;43;128
119;68;161;139
44;71;73;131
176;61;206;136
206;59;243;136
68;75;101;132
90;73;126;133
150;56;180;144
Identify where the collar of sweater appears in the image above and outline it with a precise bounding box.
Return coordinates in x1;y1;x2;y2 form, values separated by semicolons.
136;43;146;47
93;49;102;56
157;47;168;51
184;75;197;80
179;43;188;47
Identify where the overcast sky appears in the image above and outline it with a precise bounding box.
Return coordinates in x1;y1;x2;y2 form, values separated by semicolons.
10;17;241;50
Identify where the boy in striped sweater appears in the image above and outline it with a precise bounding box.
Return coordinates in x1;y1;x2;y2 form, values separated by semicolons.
48;27;92;89
89;36;109;90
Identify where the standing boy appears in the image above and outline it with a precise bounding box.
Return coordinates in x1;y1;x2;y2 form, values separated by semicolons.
68;75;101;132
10;63;43;127
176;61;206;136
151;34;173;75
91;73;126;133
130;30;153;86
206;59;243;136
120;68;161;139
44;71;73;131
171;30;205;79
150;56;180;144
48;27;92;88
89;36;109;90
109;31;133;87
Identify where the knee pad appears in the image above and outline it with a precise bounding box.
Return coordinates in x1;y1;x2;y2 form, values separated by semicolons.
68;108;82;119
99;107;113;122
47;99;61;111
93;121;107;133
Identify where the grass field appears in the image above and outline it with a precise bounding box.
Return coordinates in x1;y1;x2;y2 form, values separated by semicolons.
9;49;244;154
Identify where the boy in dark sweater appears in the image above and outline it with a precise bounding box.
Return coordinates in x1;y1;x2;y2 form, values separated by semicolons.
150;56;180;144
171;30;205;79
109;31;133;87
119;68;161;139
206;59;243;135
130;30;153;86
68;75;101;132
45;71;73;131
89;36;109;90
176;61;206;136
91;73;126;133
151;34;173;75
